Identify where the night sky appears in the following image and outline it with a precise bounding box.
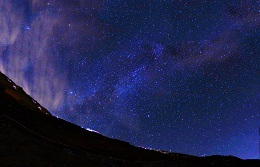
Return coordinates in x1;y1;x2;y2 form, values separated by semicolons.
0;0;259;159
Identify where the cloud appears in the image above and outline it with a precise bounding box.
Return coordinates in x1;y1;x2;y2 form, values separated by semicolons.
0;0;113;112
0;1;66;111
0;2;22;45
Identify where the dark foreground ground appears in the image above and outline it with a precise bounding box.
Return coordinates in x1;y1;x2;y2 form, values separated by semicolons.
0;71;259;167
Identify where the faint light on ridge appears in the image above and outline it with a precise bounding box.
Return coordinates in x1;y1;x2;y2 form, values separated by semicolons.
86;128;100;134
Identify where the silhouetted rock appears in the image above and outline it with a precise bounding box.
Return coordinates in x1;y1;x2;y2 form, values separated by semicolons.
0;71;259;166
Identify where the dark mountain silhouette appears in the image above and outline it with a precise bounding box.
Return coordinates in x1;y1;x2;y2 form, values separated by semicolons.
0;71;259;166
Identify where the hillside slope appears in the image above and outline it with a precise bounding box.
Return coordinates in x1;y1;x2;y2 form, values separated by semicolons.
0;71;259;166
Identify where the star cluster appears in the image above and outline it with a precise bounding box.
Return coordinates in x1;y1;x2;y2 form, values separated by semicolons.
0;0;259;159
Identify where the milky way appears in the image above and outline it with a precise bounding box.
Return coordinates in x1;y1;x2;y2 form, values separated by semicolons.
0;0;259;159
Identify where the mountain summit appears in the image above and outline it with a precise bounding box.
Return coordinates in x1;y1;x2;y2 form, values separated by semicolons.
0;71;259;166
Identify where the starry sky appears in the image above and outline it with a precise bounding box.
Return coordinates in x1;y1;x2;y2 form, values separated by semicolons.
0;0;259;159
